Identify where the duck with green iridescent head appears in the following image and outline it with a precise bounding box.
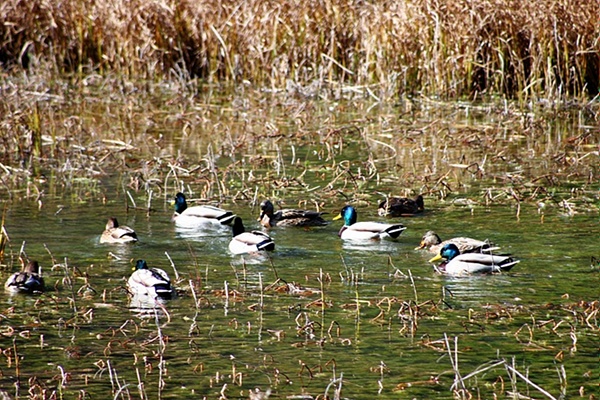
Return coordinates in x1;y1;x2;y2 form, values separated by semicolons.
333;205;406;241
172;192;236;228
429;243;519;275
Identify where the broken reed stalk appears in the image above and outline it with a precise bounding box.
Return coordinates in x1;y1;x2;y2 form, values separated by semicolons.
443;333;466;393
164;252;180;281
324;372;344;400
504;360;558;400
155;309;166;398
135;366;147;400
408;269;418;303
61;257;78;315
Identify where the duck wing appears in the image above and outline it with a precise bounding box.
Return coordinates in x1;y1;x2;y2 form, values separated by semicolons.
229;231;275;254
128;268;173;298
102;226;138;243
445;253;519;275
178;205;235;225
443;237;499;254
275;209;329;226
342;222;406;240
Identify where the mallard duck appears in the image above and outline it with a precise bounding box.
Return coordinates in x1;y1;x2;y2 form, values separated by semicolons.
378;195;424;217
172;192;236;228
416;230;498;254
258;200;328;228
5;260;45;294
333;205;407;241
429;243;519;275
127;259;174;299
229;217;275;255
100;217;138;244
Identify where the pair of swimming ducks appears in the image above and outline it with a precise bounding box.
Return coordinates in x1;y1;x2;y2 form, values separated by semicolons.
6;193;517;298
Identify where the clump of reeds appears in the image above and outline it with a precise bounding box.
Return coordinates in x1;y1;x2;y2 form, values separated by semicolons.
0;0;598;99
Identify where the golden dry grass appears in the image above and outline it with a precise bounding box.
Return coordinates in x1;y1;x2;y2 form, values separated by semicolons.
1;0;598;98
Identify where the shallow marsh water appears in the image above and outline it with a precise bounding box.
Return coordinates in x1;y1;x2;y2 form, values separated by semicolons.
0;91;598;399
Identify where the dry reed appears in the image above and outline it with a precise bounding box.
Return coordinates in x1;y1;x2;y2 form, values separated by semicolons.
0;0;598;99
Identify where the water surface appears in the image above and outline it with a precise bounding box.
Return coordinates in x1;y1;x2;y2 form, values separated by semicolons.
0;93;597;399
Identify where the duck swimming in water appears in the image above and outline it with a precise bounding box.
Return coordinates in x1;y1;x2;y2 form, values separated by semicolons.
127;259;175;300
229;217;275;255
428;243;519;275
100;217;138;244
334;205;406;241
416;230;498;254
258;200;328;228
378;195;424;217
5;260;45;294
172;192;236;228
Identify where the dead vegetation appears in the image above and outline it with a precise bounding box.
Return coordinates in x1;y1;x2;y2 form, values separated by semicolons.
0;0;598;99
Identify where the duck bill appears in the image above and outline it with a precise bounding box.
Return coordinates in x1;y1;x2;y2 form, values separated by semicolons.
414;241;426;250
332;213;342;221
428;254;443;263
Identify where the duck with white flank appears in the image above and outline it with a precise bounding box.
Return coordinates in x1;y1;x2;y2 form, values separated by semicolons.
127;259;175;300
429;243;519;275
172;192;235;228
229;217;275;255
333;205;406;241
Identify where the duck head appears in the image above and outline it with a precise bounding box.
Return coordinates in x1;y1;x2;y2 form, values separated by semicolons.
173;193;188;213
231;217;246;237
105;217;120;230
415;195;425;212
416;230;442;249
333;205;358;226
259;200;275;220
134;259;149;271
428;243;460;263
24;260;41;274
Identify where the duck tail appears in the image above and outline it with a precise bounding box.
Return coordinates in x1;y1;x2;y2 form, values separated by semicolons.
385;224;407;239
154;284;174;299
500;259;520;272
218;212;236;225
256;239;275;252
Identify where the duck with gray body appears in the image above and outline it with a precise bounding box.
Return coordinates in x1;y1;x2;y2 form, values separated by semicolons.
229;217;275;255
429;243;519;275
172;192;236;228
334;205;407;241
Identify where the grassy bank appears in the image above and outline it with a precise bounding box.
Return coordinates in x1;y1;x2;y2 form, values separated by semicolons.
1;0;599;99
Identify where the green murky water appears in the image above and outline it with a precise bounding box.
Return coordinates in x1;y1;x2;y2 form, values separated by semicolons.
0;93;598;399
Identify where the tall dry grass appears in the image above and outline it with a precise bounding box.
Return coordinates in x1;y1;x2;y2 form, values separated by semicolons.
0;0;598;99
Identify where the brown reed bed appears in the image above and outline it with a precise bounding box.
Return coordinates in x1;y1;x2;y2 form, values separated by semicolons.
1;0;599;100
